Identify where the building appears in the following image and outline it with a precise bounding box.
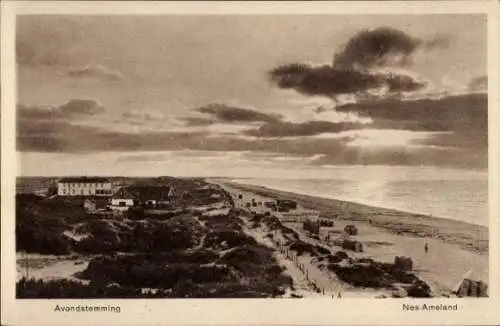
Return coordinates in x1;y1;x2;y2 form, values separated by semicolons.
113;184;176;208
57;177;113;197
276;199;297;211
83;198;111;213
110;198;135;211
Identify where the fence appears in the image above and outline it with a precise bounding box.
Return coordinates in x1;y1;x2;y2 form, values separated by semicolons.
234;191;341;298
274;235;341;298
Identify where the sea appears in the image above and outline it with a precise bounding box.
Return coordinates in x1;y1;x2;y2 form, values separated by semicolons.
231;167;488;227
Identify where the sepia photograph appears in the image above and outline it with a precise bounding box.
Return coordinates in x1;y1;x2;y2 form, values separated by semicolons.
3;2;500;325
11;12;491;301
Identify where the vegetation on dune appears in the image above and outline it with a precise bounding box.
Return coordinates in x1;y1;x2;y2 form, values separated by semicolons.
16;195;75;255
73;217;206;254
289;240;330;257
204;230;258;249
74;242;292;298
15;187;294;298
80;254;236;289
17;277;152;299
326;255;432;297
199;213;243;231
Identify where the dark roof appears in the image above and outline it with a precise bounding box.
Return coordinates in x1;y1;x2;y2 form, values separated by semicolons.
58;177;111;183
84;198;110;209
118;185;173;201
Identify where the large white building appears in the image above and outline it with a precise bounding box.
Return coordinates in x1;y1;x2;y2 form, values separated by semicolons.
57;177;113;197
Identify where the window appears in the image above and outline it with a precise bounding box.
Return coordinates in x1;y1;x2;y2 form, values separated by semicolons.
119;201;126;207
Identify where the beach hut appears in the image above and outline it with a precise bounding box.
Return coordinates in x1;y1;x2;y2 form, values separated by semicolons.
452;269;488;297
276;199;297;211
344;224;359;236
342;239;363;252
394;256;413;271
303;219;320;234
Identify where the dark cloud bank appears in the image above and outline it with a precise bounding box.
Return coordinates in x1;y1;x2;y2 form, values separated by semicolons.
270;27;449;100
17;26;487;170
17;93;487;170
196;104;282;123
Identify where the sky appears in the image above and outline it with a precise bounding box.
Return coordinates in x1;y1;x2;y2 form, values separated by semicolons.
16;15;488;177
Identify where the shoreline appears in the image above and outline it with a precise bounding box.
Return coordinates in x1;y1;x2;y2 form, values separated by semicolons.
227;179;487;227
217;180;488;255
214;180;489;297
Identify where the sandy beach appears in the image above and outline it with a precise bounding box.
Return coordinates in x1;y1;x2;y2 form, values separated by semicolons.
213;180;489;298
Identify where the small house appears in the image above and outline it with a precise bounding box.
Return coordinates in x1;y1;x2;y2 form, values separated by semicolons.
110;188;135;211
114;184;176;209
111;198;135;208
83;198;110;213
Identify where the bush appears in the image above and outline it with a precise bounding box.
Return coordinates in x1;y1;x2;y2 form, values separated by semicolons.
16;222;71;255
327;257;430;292
328;251;349;263
15;195;97;254
16;277;151;299
73;218;203;254
290;241;316;256
281;226;300;240
204;230;257;249
406;280;432;298
219;245;275;267
262;216;281;230
328;262;394;288
314;245;330;255
79;255;234;289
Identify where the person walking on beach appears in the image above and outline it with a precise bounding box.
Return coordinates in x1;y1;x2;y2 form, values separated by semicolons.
424;242;429;254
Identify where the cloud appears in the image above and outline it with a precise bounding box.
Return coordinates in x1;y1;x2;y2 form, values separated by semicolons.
245;120;362;138
270;63;426;99
16;110;486;170
333;27;421;70
16;17;85;67
180;117;214;126
67;65;124;82
17;40;62;66
269;27;453;100
333;27;450;70
122;110;166;121
18;100;105;120
336;93;487;132
17;99;107;152
468;75;487;92
57;99;105;116
115;153;172;163
17;117;207;153
310;145;485;170
196;104;282;123
422;34;452;51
